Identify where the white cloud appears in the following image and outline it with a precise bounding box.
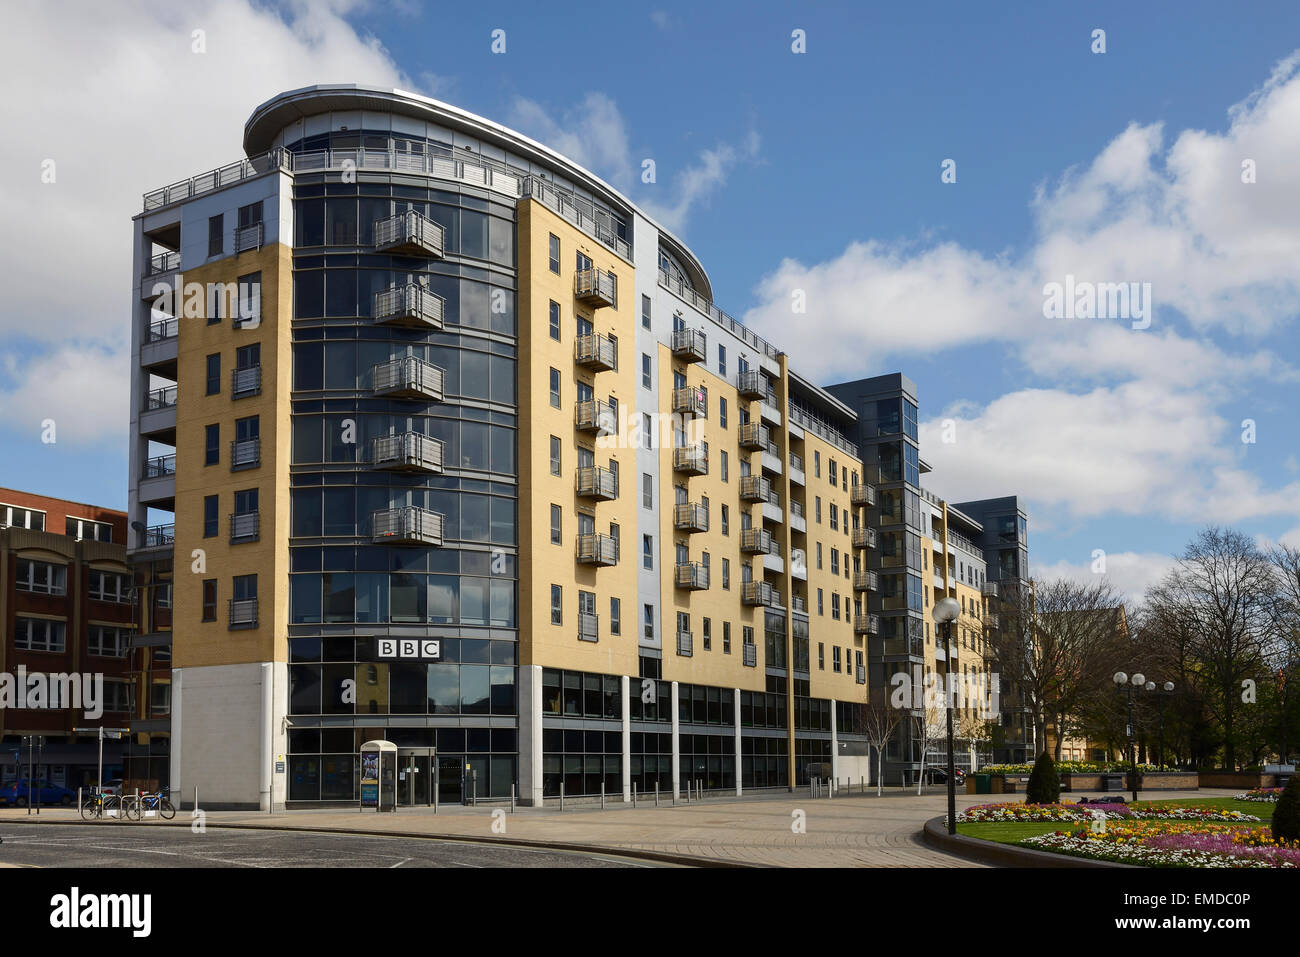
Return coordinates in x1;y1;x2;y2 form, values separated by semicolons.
0;344;129;446
1030;552;1180;605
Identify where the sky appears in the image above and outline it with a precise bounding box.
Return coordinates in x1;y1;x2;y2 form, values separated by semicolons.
1;0;1298;602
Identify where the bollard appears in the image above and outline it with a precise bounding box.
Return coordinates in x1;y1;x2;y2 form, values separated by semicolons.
511;783;516;813
655;782;660;807
195;786;199;814
632;784;637;808
560;781;565;811
828;778;833;800
472;770;478;807
601;781;606;810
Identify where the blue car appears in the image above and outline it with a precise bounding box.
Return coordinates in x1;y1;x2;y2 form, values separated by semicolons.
0;779;76;807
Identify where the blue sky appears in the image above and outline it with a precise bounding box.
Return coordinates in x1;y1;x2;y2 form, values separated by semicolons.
2;0;1298;598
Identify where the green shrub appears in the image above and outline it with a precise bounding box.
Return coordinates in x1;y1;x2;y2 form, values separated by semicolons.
1274;776;1299;845
1025;752;1060;805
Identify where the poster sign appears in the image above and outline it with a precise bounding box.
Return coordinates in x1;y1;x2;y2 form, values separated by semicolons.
360;751;380;809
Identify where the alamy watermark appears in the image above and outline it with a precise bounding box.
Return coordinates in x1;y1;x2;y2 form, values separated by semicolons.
1042;274;1151;330
0;667;103;719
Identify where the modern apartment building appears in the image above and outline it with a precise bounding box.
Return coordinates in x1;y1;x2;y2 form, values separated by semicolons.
128;85;1023;807
0;489;168;788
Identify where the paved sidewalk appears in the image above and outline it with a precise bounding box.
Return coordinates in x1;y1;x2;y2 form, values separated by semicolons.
3;787;1239;867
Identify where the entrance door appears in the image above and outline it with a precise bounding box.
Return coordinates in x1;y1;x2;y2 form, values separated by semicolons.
437;755;463;805
397;750;433;806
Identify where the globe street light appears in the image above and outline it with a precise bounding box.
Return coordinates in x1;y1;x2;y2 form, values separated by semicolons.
934;596;962;834
1113;671;1174;801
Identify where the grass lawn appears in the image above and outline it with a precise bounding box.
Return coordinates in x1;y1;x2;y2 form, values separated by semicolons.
1132;797;1274;821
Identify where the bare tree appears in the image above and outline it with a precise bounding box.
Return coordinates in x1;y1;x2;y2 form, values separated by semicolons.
861;689;902;796
1267;545;1300;763
914;705;948;796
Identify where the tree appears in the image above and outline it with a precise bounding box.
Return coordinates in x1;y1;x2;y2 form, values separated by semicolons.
1273;774;1299;846
861;690;902;796
1025;751;1060;804
913;706;948;796
958;712;996;773
1267;545;1300;765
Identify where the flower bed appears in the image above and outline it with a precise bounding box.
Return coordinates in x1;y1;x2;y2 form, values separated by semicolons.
1234;788;1283;803
956;801;1259;824
1021;821;1299;868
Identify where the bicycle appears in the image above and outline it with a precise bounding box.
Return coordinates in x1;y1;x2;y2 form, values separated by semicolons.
79;790;124;821
136;789;176;821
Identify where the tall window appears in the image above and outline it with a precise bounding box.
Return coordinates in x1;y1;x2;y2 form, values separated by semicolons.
643;604;655;640
718;344;727;376
722;558;730;590
549;301;560;340
202;580;217;621
641;294;651;329
721;504;729;535
719;397;728;429
642;473;653;509
723;621;731;654
208;214;223;256
206;353;221;395
205;424;220;465
551;585;562;624
642;354;652;390
550;505;562;544
204;495;218;537
610;598;621;635
548;234;560;273
720;451;728;482
549;368;561;408
643;535;654;570
550;436;561;476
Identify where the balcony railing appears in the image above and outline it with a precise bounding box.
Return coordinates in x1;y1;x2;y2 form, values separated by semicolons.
374;209;445;258
140;524;174;549
145;385;177;411
743;643;757;667
853;614;880;636
671;386;707;417
373;356;445;401
856;665;866;685
576;533;619;566
790;500;805;520
229;511;259;544
142;453;176;480
742;581;780;607
738;421;768;450
672;445;708;475
230;438;260;471
788;451;804;472
676;630;693;657
675;562;710;590
578;612;599;643
739;474;771;502
670;328;707;363
673;502;709;533
740;527;773;555
229;598;258;630
146;316;178;342
372;506;444;546
142;250;180;281
736;369;765;398
574;268;617;308
575;465;618;500
852;527;878;549
371;433;443;473
986;613;1000;629
231;365;261;398
234;221;264;253
574;333;617;371
575;400;617;435
373;283;444;329
982;581;999;598
853;570;879;592
850;483;877;506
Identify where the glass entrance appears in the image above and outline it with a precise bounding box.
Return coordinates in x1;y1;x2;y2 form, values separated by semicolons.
437;755;463;804
397;749;435;806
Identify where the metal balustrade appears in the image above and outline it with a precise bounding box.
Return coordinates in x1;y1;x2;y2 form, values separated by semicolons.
740;528;773;555
374;209;444;258
372;356;444;401
231;365;261;398
853;614;881;636
672;386;707;417
673;502;709;533
230;438;260;471
742;581;780;607
142;454;175;479
372;506;444;546
672;445;708;475
574;268;617;308
574;400;617;435
736;369;766;398
371;433;443;473
738;422;768;450
850;483;877;506
576;533;619;566
676;631;693;657
743;643;757;667
852;527;878;549
575;333;617;371
670;328;707;363
578;613;599;643
372;283;444;329
229;511;259;543
853;570;879;592
234;221;264;253
145;386;177;411
229;598;258;629
674;562;709;590
576;465;618;500
739;474;771;502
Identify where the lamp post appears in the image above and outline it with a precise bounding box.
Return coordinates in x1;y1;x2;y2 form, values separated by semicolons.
934;596;961;834
1150;681;1174;769
1113;672;1175;802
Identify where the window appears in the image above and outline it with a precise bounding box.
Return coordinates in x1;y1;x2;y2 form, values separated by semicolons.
815;496;822;523
157;582;172;609
722;558;730;590
205;424;219;466
549;368;561;408
206;353;221;395
611;598;621;635
642;413;654;450
703;618;712;651
641;294;651;330
202;580;217;621
721;451;728;482
832;593;841;620
643;535;654;569
549;301;560;341
66;517;112;542
829;457;837;483
548;234;560;273
551;585;562;625
642;473;653;509
550;436;561;476
642;354;652;390
830;504;838;531
15;560;66;595
103;679;135;714
719;397;728;429
833;646;842;673
816;543;823;569
723;621;731;654
721;504;729;535
88;570;130;603
235;271;261;328
204;495;218;537
831;548;840;575
643;604;655;640
718;344;727;376
1;504;45;530
15;617;66;653
818;643;825;670
208;213;223;256
817;588;824;615
89;625;130;658
238;200;263;230
814;451;821;478
550;505;562;545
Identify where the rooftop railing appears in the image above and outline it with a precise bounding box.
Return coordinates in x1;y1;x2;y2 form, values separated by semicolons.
658;268;780;360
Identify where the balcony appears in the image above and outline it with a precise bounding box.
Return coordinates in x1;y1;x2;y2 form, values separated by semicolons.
373;282;444;329
739;474;771;502
576;533;619;566
671;328;706;363
852;527;878;549
853;614;880;637
145;385;177;412
985;613;1000;629
373;356;444;401
575;399;617;436
140;250;180;297
133;523;174;553
574;268;617;308
850;484;877;507
740;527;773;555
672;445;708;476
229;511;259;544
673;502;709;533
853;570;879;592
229;598;258;630
234;221;264;253
676;631;693;657
982;581;999;598
736;369;765;399
372;506;444;546
578;612;599;643
142;453;175;480
675;562;709;591
738;421;768;450
575;465;618;501
742;581;780;607
230;438;260;471
671;386;707;418
141;317;178;372
371;433;443;473
742;643;757;667
374;209;445;258
231;365;261;399
575;333;618;372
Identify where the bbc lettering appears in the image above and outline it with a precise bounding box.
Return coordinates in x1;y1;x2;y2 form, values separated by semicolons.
376;639;441;661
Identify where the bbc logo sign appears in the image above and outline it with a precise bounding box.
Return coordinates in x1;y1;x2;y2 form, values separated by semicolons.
375;638;441;661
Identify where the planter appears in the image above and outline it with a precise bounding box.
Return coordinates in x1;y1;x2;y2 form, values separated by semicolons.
1198;772;1278;789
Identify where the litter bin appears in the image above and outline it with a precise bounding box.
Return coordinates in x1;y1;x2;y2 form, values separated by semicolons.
975;773;992;794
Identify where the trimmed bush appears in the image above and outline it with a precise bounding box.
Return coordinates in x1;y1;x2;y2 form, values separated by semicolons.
1025;751;1061;805
1273;776;1299;846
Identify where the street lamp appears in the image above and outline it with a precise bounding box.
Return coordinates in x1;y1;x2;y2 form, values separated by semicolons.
1113;672;1174;802
934;596;962;834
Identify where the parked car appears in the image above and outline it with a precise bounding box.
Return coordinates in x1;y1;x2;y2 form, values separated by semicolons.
921;767;965;786
0;779;77;807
